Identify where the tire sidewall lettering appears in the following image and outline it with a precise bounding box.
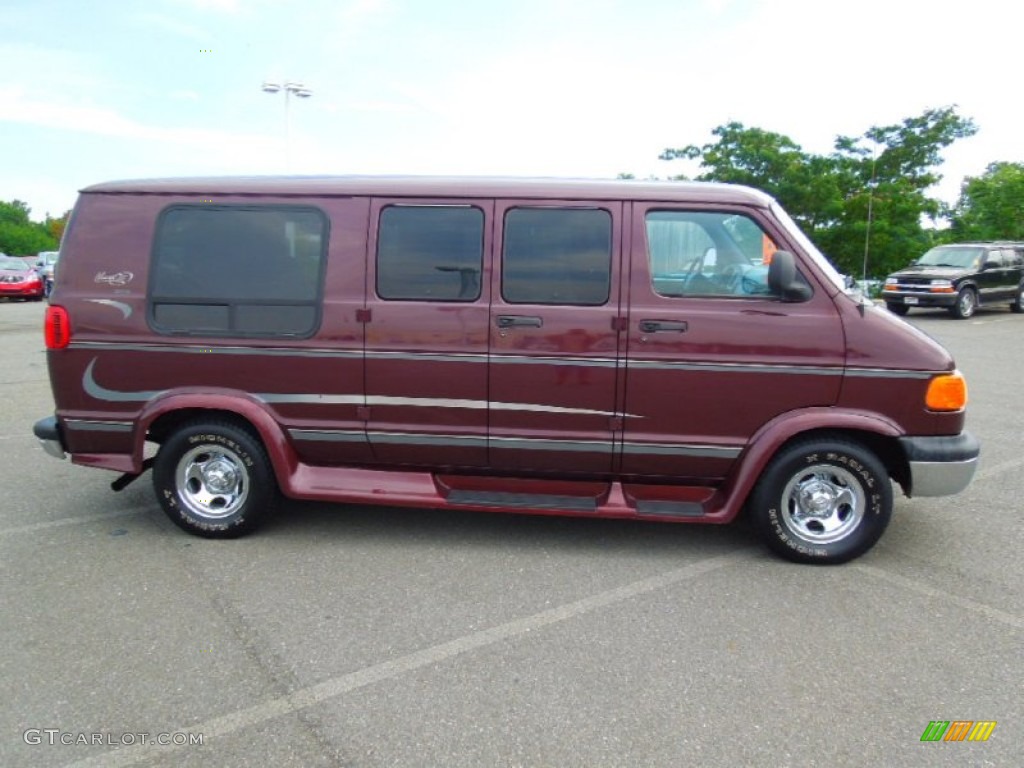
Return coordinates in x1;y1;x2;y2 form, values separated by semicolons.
154;422;273;538
753;440;893;564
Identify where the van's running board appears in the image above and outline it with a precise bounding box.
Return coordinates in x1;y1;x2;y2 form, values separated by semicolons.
447;490;597;512
635;500;705;517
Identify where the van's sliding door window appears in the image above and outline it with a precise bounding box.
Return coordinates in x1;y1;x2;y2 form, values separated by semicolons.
149;205;327;337
376;206;484;301
502;208;612;305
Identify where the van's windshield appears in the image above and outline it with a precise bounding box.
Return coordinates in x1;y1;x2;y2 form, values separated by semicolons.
770;202;845;292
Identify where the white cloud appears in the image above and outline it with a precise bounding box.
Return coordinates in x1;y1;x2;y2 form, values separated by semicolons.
0;87;271;149
167;0;245;12
135;12;213;43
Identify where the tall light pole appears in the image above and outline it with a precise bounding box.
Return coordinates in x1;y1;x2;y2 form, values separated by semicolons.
261;80;313;167
862;144;880;284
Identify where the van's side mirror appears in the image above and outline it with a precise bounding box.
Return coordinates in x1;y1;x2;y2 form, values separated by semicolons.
982;260;999;270
768;250;812;302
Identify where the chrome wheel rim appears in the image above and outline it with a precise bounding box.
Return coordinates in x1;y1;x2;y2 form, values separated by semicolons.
959;290;975;317
780;464;864;544
175;444;249;519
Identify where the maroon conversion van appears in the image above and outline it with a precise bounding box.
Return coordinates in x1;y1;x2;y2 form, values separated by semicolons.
34;177;979;563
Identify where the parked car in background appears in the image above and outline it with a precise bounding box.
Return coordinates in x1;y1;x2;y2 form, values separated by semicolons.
35;251;60;297
881;242;1024;319
0;256;45;301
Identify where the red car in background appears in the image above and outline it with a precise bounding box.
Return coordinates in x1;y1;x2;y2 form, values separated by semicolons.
0;256;45;301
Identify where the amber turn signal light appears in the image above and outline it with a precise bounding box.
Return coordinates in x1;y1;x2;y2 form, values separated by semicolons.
925;372;967;411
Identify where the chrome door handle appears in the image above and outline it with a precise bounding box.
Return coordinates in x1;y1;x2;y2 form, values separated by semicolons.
496;315;543;328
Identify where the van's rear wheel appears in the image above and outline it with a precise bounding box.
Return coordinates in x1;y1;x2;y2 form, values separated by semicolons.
749;438;892;564
153;421;277;537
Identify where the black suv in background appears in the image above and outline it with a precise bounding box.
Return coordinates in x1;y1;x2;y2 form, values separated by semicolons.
881;242;1024;319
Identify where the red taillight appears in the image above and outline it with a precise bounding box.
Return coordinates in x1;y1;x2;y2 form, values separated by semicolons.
45;305;70;349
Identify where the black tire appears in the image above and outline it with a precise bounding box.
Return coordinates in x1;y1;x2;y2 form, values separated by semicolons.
950;287;977;319
749;438;893;564
886;302;909;316
1010;284;1024;313
152;420;277;538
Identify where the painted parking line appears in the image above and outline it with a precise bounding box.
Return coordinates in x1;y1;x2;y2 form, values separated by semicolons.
970;316;1017;325
0;508;148;537
854;564;1023;631
972;456;1024;481
65;548;752;768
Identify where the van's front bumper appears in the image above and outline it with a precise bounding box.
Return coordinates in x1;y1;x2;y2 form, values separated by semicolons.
899;432;980;497
33;416;67;460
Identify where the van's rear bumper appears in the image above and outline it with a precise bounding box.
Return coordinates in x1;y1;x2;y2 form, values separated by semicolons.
33;416;67;460
899;432;980;497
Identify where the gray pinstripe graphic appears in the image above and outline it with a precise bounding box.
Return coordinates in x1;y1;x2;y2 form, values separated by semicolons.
289;430;367;443
289;430;734;458
73;343;938;380
267;393;624;417
622;442;742;458
844;367;936;380
627;360;842;376
489;437;613;453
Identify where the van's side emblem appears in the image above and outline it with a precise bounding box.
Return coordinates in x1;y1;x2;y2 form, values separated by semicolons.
94;271;134;286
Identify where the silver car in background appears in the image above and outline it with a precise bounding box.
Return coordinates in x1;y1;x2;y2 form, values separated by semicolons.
34;251;59;298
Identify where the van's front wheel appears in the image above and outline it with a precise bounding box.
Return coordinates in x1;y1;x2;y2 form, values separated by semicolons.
749;439;892;564
153;421;277;537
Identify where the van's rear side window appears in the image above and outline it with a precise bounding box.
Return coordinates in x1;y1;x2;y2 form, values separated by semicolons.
149;205;327;337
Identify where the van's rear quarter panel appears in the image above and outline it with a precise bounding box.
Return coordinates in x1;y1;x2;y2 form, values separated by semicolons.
51;193;371;465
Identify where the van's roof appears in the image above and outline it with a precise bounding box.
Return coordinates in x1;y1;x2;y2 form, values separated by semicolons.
81;175;775;206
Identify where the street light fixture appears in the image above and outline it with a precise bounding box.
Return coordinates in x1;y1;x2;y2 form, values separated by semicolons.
261;81;313;164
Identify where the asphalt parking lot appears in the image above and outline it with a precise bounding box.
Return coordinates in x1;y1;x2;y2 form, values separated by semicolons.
1;298;1021;767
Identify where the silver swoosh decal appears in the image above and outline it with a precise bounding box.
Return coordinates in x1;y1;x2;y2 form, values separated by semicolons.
86;299;133;319
84;359;165;402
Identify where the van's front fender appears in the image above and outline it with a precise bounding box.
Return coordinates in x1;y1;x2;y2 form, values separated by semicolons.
716;407;903;522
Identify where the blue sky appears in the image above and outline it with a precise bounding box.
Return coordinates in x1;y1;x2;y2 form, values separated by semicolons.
2;0;1022;221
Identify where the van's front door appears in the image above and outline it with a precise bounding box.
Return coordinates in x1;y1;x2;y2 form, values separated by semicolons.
487;201;624;474
621;203;844;480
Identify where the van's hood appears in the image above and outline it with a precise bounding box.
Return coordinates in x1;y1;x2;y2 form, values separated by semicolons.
888;264;966;281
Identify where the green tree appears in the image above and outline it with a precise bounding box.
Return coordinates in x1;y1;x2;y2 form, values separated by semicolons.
660;107;977;278
0;200;60;256
948;162;1024;241
45;210;72;244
